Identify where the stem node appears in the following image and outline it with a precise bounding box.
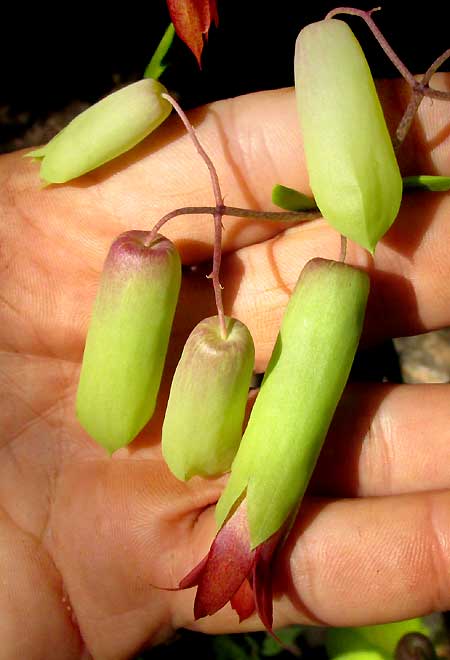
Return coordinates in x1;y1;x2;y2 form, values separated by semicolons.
324;7;450;146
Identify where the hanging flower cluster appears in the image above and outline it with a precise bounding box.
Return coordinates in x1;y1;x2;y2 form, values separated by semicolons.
28;4;450;647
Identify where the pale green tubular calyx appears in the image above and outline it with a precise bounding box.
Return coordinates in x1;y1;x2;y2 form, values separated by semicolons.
215;258;369;548
162;316;255;480
295;19;402;253
76;230;181;454
28;79;172;183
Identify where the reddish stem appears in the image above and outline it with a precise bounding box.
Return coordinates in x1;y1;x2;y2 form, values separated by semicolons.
325;7;450;103
145;203;318;326
395;48;450;149
145;205;319;245
144;205;319;315
162;92;228;339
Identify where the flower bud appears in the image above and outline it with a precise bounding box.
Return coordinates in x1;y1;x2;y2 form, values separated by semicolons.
76;230;181;453
28;79;172;183
162;316;255;480
215;258;369;548
295;19;402;252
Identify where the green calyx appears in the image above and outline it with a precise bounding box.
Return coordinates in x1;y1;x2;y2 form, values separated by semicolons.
27;79;172;184
215;258;369;548
295;19;402;253
76;231;181;454
162;316;255;480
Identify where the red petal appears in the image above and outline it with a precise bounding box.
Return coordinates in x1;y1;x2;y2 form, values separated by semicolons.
179;553;209;589
253;533;279;632
253;529;300;655
230;578;255;622
166;0;218;67
194;500;255;618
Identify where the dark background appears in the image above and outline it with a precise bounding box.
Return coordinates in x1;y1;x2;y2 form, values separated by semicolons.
1;0;449;150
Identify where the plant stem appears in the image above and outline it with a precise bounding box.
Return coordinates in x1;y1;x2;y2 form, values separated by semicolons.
146;95;321;337
161;92;228;339
325;8;450;103
145;205;319;243
394;48;450;149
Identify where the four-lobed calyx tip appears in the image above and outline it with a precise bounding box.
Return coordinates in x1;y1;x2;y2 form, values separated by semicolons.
178;497;294;648
27;78;172;184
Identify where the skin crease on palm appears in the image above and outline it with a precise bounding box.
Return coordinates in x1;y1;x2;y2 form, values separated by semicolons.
1;73;450;660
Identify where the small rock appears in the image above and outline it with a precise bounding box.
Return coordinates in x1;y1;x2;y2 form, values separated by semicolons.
394;330;450;384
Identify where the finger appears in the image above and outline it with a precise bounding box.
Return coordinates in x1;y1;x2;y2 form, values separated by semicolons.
170;182;450;373
114;370;450;502
311;382;450;498
377;75;450;178
88;74;450;265
50;457;225;658
14;74;450;268
280;490;450;627
185;489;450;633
9;88;308;270
215;187;450;367
3;76;450;359
2;181;447;363
159;381;450;512
50;448;450;646
0;510;84;659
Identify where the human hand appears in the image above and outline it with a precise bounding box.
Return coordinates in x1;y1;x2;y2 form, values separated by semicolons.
1;74;450;660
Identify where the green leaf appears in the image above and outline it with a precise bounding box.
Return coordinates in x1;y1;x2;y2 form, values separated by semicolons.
402;175;450;192
143;23;176;80
271;184;317;211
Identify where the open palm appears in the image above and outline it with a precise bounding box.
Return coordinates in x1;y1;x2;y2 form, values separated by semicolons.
1;78;450;660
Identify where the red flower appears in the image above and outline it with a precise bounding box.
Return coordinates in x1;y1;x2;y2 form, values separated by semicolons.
179;499;289;640
166;0;218;67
